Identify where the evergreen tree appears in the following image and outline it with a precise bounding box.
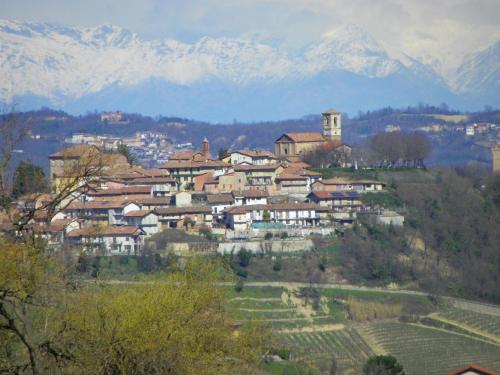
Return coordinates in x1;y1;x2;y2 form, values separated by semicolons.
12;160;48;198
117;143;138;166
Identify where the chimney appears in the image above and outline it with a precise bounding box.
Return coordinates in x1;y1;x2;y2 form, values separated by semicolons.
202;137;210;159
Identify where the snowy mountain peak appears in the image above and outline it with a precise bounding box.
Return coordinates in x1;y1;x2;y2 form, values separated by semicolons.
321;23;383;51
79;24;136;48
305;24;399;77
453;41;500;94
0;19;497;119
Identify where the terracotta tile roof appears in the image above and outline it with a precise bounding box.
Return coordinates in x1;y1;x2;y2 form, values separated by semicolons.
233;163;282;172
283;161;311;169
66;200;137;210
33;210;49;220
206;194;235;204
154;206;212;215
160;160;230;169
116;168;166;180
169;151;198;161
232;190;269;198
67;226;143;237
92;195;149;202
124;210;154;218
285;168;322;177
225;206;248;215
127;177;177;184
231;149;277;159
279;133;326;143
449;364;499;375
45;219;78;232
315;178;353;185
134;197;171;206
87;186;152;196
276;173;308;181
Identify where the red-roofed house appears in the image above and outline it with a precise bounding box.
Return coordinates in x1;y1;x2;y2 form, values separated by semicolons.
228;149;278;165
449;364;499;375
67;226;146;255
123;210;160;235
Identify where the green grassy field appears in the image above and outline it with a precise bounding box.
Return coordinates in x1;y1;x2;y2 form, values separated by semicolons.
230;286;500;375
312;167;436;184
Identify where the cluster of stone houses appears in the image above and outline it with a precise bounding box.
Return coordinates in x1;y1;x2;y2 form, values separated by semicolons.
29;109;388;255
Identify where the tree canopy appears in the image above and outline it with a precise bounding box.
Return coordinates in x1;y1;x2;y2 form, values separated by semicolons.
12;160;48;198
0;242;266;375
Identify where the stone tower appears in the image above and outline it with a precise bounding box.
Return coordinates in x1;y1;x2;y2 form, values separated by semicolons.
202;137;210;159
322;109;342;144
492;143;500;173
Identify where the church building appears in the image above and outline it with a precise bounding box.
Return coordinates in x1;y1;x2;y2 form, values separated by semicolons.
275;109;343;161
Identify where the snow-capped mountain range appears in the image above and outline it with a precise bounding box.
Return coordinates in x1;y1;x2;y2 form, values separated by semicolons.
0;20;497;121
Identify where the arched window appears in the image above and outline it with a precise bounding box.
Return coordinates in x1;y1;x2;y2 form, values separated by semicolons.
334;117;337;127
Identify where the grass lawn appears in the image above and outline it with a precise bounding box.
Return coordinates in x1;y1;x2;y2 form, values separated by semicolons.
312;167;436;184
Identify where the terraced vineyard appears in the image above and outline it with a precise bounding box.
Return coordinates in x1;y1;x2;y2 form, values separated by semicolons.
366;322;500;375
438;307;500;338
279;328;374;374
229;286;500;374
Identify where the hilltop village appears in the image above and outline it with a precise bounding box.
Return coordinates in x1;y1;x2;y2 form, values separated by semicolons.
27;109;397;255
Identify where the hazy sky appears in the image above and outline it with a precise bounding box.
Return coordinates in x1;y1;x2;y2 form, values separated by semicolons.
1;0;499;73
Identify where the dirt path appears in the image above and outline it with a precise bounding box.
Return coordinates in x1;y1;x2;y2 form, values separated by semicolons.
240;281;428;296
445;298;500;317
407;322;500;347
429;313;500;345
230;297;281;301
91;279;500;315
236;307;295;312
278;323;345;334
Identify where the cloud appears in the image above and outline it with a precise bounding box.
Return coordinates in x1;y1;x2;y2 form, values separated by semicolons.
0;0;498;70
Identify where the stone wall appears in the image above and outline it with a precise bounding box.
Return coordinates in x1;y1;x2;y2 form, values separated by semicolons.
217;239;314;254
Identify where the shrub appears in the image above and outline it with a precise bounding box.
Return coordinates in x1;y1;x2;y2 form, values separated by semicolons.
234;278;244;293
363;355;405;375
267;348;291;360
235;267;248;278
273;258;282;272
280;232;288;239
318;254;327;272
199;228;214;241
237;248;252;268
264;232;273;240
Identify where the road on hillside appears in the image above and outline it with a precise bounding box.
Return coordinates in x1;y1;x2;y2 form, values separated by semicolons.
88;278;500;313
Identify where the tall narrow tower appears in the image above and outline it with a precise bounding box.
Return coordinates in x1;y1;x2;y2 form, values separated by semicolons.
322;109;342;144
202;137;210;159
492;143;500;173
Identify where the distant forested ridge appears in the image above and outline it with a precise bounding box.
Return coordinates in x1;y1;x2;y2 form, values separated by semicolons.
4;105;499;172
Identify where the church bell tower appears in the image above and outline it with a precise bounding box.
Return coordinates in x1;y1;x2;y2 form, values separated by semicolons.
322;109;342;144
